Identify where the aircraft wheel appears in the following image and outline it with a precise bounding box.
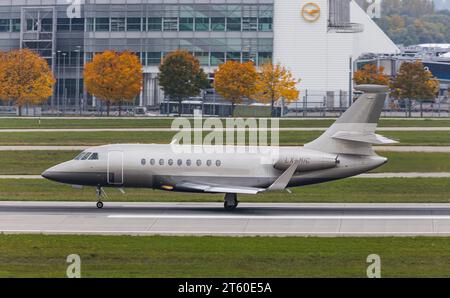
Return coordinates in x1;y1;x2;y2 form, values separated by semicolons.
224;193;238;211
96;201;104;209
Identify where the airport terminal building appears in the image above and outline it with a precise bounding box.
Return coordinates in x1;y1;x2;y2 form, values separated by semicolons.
0;0;398;112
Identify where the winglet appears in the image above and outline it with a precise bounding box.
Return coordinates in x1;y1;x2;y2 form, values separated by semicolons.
267;160;299;192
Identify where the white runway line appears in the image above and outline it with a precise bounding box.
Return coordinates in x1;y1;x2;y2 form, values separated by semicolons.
108;214;450;220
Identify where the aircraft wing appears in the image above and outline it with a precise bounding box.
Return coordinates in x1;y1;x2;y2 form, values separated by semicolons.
176;161;300;195
176;182;266;195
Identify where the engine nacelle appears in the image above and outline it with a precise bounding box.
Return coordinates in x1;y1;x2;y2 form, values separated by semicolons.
274;150;339;172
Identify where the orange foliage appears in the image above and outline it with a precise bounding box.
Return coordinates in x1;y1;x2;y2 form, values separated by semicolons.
353;64;390;86
254;63;300;112
214;61;257;107
84;50;143;115
0;49;55;108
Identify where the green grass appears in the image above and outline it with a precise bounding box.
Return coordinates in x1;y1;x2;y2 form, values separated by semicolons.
1;178;449;203
0;117;450;129
0;151;449;175
0;235;449;277
0;130;449;146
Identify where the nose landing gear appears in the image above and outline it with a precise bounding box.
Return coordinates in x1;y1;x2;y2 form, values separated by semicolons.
224;193;238;211
96;186;108;209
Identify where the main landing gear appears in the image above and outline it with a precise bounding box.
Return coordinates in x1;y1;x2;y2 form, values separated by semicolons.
96;186;107;209
224;193;238;211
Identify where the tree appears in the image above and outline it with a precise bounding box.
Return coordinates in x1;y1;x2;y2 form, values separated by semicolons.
84;50;143;116
158;50;209;116
214;61;257;114
0;49;55;116
254;63;300;117
353;64;390;86
390;61;439;117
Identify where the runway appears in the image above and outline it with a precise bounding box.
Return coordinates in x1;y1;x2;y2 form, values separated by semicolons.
1;201;450;236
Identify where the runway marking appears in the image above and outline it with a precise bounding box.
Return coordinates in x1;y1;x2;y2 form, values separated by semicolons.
108;214;450;220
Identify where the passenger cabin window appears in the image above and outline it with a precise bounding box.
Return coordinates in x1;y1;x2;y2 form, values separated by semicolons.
159;159;164;165
216;160;221;167
150;159;155;165
186;159;192;166
177;159;182;166
141;159;146;166
196;160;202;166
168;159;174;166
206;160;212;167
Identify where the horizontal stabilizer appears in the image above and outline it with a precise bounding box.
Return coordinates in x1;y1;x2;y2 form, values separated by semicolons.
332;131;398;145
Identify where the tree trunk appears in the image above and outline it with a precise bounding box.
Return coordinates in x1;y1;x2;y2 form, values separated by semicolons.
118;101;122;117
231;102;235;117
270;99;275;118
18;105;22;117
106;101;110;117
178;97;182;117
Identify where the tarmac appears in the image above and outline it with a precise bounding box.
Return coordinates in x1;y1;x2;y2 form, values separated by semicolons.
1;201;450;236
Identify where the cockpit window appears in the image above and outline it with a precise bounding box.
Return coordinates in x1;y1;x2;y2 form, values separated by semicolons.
81;153;92;160
89;153;99;160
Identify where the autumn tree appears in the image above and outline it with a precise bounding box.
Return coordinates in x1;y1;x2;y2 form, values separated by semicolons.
214;61;258;114
353;64;390;86
84;50;143;116
390;61;439;117
0;49;55;116
254;63;300;117
158;50;210;116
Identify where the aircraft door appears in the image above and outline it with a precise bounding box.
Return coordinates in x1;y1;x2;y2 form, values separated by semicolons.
107;151;124;185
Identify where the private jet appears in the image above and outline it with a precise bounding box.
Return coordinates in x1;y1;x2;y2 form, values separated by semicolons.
42;85;395;210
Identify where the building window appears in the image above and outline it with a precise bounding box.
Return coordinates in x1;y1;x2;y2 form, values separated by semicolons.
72;18;84;31
227;17;241;31
148;17;162;31
258;52;273;66
211;17;225;31
111;18;125;31
163;17;178;31
243;17;258;31
57;18;70;31
226;52;241;62
179;17;194;31
95;18;110;31
127;18;141;31
258;17;272;31
86;18;95;31
147;52;161;65
211;52;225;66
0;19;9;32
11;19;20;32
194;52;209;66
195;17;209;31
41;18;53;32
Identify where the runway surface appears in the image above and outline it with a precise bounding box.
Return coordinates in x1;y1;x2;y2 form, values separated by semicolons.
1;201;450;236
0;145;449;152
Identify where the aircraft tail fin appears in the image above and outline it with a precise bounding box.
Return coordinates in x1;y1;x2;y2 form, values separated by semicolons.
304;85;396;156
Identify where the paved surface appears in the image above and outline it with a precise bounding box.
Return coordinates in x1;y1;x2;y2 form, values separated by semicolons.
0;173;449;179
1;202;450;236
0;145;449;152
0;127;449;132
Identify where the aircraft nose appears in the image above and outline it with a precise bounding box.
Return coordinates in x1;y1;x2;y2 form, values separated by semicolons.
41;164;66;182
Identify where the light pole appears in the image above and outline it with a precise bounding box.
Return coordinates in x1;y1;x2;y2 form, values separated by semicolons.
75;46;81;115
62;52;67;116
56;50;61;114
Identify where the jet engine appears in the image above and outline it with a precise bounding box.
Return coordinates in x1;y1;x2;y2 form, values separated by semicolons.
274;150;339;172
